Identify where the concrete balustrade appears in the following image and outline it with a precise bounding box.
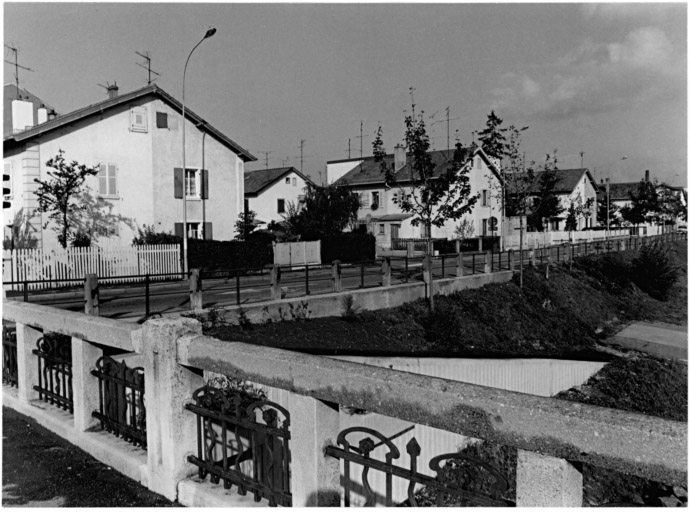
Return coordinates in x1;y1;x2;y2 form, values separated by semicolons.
3;295;687;506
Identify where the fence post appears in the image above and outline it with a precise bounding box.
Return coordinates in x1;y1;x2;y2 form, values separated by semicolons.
331;260;342;292
23;280;28;303
455;239;461;254
305;264;310;296
529;249;536;268
141;317;205;502
145;274;150;317
546;255;552;280
516;450;582;506
478;237;483;252
270;264;282;301
382;257;392;287
189;269;202;311
84;273;99;316
508;250;514;271
483;252;491;274
289;394;341;506
406;241;415;258
71;337;102;432
16;322;42;403
456;253;464;277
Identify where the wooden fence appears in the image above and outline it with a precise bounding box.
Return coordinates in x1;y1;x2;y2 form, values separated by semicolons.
2;244;181;290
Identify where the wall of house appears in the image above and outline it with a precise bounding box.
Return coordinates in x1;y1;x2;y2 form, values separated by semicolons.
150;98;244;241
246;170;309;226
558;174;598;230
3;101;154;251
354;154;502;244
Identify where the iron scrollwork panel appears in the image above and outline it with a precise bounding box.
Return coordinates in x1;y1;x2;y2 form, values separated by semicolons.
2;325;18;387
32;335;73;413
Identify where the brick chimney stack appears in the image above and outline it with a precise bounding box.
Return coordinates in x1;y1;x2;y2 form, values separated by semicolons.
645;170;650;182
106;83;119;100
394;144;406;172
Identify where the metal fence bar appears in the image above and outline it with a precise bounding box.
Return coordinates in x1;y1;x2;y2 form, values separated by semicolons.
32;335;73;413
2;325;18;388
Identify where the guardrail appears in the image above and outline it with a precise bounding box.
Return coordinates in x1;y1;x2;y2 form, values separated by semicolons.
2;301;686;506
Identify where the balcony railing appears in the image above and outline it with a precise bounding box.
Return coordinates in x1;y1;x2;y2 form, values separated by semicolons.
2;270;687;506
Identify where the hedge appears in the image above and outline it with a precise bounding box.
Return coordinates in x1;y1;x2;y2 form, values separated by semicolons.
315;233;376;263
188;237;274;272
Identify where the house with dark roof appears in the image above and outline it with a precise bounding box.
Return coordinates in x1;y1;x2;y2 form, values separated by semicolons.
527;168;599;231
3;84;255;250
244;166;313;225
328;146;503;247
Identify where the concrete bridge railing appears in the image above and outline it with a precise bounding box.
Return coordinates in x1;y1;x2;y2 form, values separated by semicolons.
3;300;687;506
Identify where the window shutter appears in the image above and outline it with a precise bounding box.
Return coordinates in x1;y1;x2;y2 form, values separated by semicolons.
174;223;184;238
99;164;108;195
156;112;168;129
174;168;183;198
201;169;209;199
203;222;213;240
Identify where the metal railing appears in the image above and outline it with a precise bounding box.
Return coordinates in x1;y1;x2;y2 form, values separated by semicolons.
185;385;291;507
2;325;18;387
32;334;73;413
91;355;147;449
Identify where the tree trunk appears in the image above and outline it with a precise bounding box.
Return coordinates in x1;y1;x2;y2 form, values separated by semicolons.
519;216;524;289
426;220;434;312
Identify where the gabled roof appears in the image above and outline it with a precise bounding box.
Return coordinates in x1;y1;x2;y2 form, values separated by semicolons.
244;166;313;196
4;84;59;138
530;168;598;195
333;147;500;188
3;84;256;162
598;182;639;202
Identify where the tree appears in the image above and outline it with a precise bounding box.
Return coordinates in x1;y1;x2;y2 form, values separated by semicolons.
234;210;258;241
565;202;578;233
597;194;620;228
373;110;479;310
3;208;38;250
527;154;564;231
283;183;361;239
34;150;99;248
477;111;508;162
70;189;134;247
453;218;475;240
657;186;686;227
373;113;478;252
620;178;661;228
132;224;181;245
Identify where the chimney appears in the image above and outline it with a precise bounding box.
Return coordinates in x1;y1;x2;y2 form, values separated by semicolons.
644;170;650;182
37;105;48;124
106;83;119;100
394;144;406;172
47;109;57;121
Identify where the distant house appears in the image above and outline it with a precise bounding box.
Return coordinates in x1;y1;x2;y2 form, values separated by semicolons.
527;168;599;231
328;146;503;247
3;84;255;250
4;84;59;137
244;167;314;226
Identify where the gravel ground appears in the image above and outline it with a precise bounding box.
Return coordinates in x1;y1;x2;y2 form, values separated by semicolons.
2;407;176;507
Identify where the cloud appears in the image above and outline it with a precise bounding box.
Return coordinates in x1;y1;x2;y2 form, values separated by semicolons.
582;4;681;24
492;26;684;123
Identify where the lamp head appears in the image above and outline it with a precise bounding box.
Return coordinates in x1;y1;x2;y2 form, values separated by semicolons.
204;27;217;38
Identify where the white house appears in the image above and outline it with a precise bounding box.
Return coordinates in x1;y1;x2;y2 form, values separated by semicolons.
244;166;314;226
329;146;503;248
3;84;256;251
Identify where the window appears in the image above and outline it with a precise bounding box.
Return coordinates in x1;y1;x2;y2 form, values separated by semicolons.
98;163;118;197
482;219;488;236
174;168;208;199
420;224;430;238
359;192;369;207
156;112;168;129
371;191;380;210
379;224;385;235
292;178;297;186
297;194;305;203
130;107;147;132
476;158;482;170
4;161;12;200
187;222;200;239
186;169;198;198
285;177;290;184
481;189;490;207
277;199;285;214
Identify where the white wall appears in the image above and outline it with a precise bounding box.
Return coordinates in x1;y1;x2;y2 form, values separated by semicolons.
246;170;309;226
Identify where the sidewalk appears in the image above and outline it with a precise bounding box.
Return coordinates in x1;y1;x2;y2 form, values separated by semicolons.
2;407;175;507
603;322;688;360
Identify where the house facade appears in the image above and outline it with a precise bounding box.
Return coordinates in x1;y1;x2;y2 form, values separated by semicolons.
329;146;503;248
3;85;255;251
244;167;313;226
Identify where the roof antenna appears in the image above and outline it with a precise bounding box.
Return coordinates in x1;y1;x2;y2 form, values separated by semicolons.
135;51;161;85
258;151;272;170
4;44;35;98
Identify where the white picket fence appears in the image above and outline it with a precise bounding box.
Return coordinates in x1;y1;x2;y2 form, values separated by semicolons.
2;244;181;290
273;240;321;267
503;229;631;249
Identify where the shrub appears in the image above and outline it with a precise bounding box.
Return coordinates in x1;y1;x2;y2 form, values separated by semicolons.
316;232;376;263
630;241;680;300
132;224;181;245
188;238;273;271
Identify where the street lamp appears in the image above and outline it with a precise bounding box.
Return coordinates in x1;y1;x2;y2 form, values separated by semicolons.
182;26;216;276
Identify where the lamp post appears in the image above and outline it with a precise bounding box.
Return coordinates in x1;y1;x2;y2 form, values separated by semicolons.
182;26;216;276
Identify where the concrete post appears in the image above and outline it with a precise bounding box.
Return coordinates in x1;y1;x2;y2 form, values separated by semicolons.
84;273;99;316
406;241;415;258
455;239;461;254
382;257;392;287
189;269;202;311
545;255;552;280
508;250;514;270
142;317;205;502
331;260;342;292
71;337;103;431
289;393;341;507
483;252;491;274
16;322;42;403
529;249;536;267
455;254;464;277
478;237;483;252
516;450;583;507
270;264;282;301
422;254;432;285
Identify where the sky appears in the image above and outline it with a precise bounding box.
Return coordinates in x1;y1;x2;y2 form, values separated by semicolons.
3;2;687;187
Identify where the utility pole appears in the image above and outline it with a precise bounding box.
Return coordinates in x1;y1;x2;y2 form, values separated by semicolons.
446;107;450;153
135;51;161;85
4;44;34;95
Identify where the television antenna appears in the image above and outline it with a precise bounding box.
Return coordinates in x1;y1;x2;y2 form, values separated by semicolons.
135;51;161;85
4;44;35;96
258;151;272;169
354;121;369;158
